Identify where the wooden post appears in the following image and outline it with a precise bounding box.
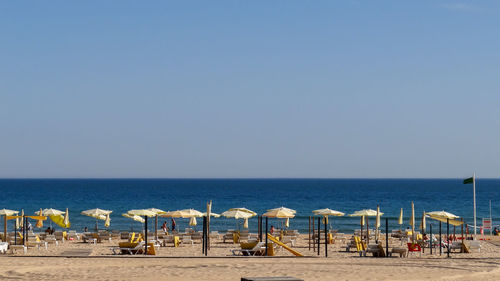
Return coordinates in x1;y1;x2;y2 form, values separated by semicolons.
439;221;442;255
265;217;268;256
155;215;158;241
202;216;206;254
308;216;311;251
14;219;17;245
312;216;316;251
447;218;450;258
461;218;464;250
324;217;328;257
3;215;6;242
366;217;370;245
430;224;433;255
385;218;389;257
144;216;148;255
257;216;260;242
317;217;320;255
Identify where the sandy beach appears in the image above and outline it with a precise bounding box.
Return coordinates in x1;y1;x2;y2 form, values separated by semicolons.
1;234;499;280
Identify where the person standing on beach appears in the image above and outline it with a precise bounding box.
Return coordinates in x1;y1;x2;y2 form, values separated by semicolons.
171;218;176;233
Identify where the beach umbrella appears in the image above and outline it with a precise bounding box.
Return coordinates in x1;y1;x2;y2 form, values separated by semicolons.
349;209;382;244
426;211;463;226
263;207;295;218
313;208;344;225
35;208;44;228
146;208;166;241
36;208;64;216
375;205;381;242
222;209;256;230
81;208;112;232
146;208;167;215
267;207;296;214
127;209;157;255
122;213;145;223
189;217;197;226
398;208;403;230
228;208;257;216
420;211;426;233
63;208;70;228
162;209;203;218
410;202;415;242
0;209;19;241
17;209;24;230
263;207;295;230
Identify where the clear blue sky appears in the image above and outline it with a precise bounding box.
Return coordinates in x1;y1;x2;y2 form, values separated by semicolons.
1;1;499;178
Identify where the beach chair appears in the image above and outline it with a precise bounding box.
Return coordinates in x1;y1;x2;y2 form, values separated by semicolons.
232;242;266;256
365;244;385;257
353;236;366;256
120;232;129;240
181;235;194;245
450;241;463;252
9;245;27;254
469;241;481;252
223;233;234;243
67;230;80;241
0;242;8;254
45;235;59;246
390;246;407;257
209;231;220;240
407;243;422;257
113;241;145;255
281;236;296;247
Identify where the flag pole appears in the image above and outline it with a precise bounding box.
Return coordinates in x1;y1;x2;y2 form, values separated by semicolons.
473;172;477;239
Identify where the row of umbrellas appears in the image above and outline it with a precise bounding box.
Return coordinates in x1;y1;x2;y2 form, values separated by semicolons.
1;206;462;231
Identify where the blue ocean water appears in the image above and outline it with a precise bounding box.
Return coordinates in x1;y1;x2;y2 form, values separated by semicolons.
0;179;498;233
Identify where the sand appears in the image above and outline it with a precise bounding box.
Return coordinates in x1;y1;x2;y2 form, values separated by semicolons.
1;234;499;280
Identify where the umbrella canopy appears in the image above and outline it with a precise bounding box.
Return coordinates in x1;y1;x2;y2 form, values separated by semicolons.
189;217;197;226
262;208;295;218
146;208;167;215
426;211;459;219
410;202;415;242
267;207;296;214
221;210;255;219
0;209;18;216
376;206;381;228
398;208;403;225
426;210;463;226
81;208;112;218
36;208;65;216
312;208;345;216
349;209;382;217
122;213;145;223
228;208;257;216
127;209;157;217
202;212;221;218
162;209;203;218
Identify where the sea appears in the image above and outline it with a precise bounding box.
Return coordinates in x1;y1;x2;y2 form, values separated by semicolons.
0;179;498;233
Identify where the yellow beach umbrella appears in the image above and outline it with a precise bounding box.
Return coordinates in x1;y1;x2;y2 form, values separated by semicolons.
37;208;64;216
146;208;167;215
104;214;111;228
267;207;296;215
17;209;24;229
313;208;344;225
36;208;44;228
127;209;156;217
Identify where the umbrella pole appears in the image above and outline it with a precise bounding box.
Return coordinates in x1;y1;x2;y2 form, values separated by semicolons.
317;217;320;256
308;216;311;251
385;217;389;257
265;217;268;256
14;219;17;245
430;224;433;255
144;216;148;255
439;221;442;255
447;218;450;258
312;217;315;251
3;215;6;242
324;217;327;257
367;218;370;245
461;218;464;250
155;215;158;241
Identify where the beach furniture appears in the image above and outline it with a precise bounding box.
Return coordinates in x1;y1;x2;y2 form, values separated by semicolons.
281;236;296;247
181;235;194;245
223;232;234;243
113;241;146;255
449;241;463;252
469;241;481;252
390;246;407;257
67;230;80;240
365;243;386;257
0;242;8;253
9;245;27;254
232;242;266;256
209;231;220;240
45;234;59;246
407;243;422;257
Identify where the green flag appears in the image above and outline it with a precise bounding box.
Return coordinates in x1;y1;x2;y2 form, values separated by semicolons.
463;177;474;184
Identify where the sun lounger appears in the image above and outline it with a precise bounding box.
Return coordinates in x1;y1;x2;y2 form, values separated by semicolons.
365;243;385;257
281;236;296;247
45;235;59;246
10;245;27;254
232;242;266;256
0;242;8;254
391;246;407;257
181;235;194;245
469;241;481;252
